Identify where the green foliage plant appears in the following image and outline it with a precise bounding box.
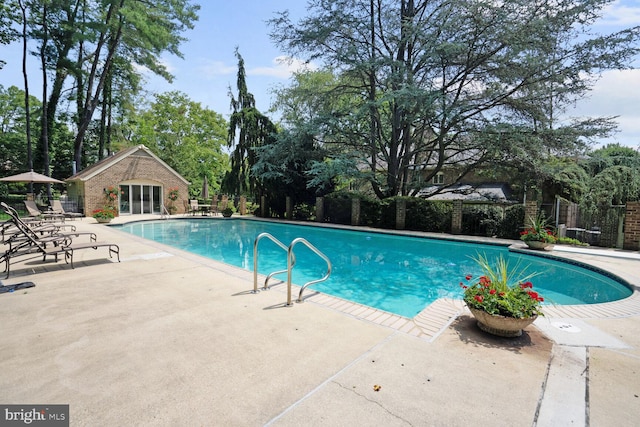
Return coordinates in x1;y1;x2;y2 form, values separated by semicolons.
292;202;315;221
461;254;544;319
167;187;179;202
520;214;557;244
324;191;353;224
495;204;525;239
461;205;503;237
556;237;588;246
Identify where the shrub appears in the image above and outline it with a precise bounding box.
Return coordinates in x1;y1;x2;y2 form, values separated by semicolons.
406;198;452;232
462;205;503;237
324;191;354;224
496;204;525;239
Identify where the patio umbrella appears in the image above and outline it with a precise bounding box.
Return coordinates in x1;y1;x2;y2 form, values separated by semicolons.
0;170;64;184
201;175;209;200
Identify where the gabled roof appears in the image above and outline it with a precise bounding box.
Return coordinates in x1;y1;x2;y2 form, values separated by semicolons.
418;183;514;202
66;145;189;185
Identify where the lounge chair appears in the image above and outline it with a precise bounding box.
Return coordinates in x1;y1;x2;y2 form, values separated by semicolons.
190;199;199;216
210;197;219;216
1;216;75;245
1;203;115;278
2;203;91;244
50;199;83;219
23;200;65;222
183;200;193;216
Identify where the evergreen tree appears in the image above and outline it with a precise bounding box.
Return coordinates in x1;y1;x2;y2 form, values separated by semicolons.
224;49;278;199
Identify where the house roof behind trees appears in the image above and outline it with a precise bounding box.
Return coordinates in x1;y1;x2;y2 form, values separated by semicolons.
66;145;189;184
418;183;514;202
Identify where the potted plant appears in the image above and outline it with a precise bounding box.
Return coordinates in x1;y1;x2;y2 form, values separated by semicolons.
460;254;544;337
104;186;122;203
92;206;117;223
166;187;179;215
520;213;557;249
221;207;234;218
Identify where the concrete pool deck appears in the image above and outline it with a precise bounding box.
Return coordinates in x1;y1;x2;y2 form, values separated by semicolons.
0;215;638;426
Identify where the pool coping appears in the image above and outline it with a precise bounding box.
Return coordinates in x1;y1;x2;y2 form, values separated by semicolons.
111;216;640;341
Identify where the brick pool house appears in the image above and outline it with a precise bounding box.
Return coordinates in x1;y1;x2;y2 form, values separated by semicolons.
65;145;190;217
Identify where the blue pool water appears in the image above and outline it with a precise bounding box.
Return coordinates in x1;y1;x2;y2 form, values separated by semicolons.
114;219;632;317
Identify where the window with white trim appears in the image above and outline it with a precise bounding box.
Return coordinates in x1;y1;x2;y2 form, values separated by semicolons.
432;172;444;185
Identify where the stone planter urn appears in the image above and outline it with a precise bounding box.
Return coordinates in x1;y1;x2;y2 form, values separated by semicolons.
469;308;537;337
524;240;553;250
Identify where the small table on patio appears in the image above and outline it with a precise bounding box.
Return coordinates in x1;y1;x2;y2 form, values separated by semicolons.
197;205;210;216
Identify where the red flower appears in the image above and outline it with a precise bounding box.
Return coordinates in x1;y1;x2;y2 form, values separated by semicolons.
474;295;484;303
520;281;533;289
489;289;496;295
465;274;472;281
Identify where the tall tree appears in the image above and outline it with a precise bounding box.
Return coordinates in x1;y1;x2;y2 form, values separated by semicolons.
72;0;199;171
224;49;278;198
12;0;198;174
130;91;228;190
270;0;640;199
583;143;640;175
268;69;364;192
0;85;42;172
17;0;33;177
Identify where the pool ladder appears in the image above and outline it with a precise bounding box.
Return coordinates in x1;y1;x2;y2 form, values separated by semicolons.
253;232;332;306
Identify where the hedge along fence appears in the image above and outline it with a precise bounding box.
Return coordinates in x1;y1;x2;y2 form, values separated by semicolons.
273;191;525;238
461;203;524;239
318;192;523;236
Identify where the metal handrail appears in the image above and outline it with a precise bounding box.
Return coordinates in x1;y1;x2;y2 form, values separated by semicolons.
160;204;170;219
287;237;332;305
253;233;294;293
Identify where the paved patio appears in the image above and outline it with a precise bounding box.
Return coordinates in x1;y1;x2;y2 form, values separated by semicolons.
1;215;639;426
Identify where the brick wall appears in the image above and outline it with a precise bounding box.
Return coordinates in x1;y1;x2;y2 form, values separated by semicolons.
84;155;189;215
396;199;406;230
524;200;538;225
351;198;360;226
623;201;640;251
451;200;462;234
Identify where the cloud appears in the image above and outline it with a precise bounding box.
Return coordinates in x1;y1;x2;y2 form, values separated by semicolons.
195;56;316;80
597;0;640;27
248;56;318;79
569;69;640;147
199;60;237;77
579;69;640;114
133;56;177;77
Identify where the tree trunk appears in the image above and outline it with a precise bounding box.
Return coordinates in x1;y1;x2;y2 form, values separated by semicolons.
73;0;124;171
18;0;32;194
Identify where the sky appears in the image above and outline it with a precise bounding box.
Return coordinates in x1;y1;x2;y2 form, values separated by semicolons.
1;0;639;149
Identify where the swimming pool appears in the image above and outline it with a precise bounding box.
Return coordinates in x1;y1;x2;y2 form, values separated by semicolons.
115;219;632;317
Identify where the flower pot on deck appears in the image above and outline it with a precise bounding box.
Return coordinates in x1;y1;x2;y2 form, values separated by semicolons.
524;240;553;250
469;308;537;337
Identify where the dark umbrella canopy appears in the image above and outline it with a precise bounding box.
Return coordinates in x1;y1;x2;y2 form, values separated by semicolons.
0;170;64;184
201;175;209;200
